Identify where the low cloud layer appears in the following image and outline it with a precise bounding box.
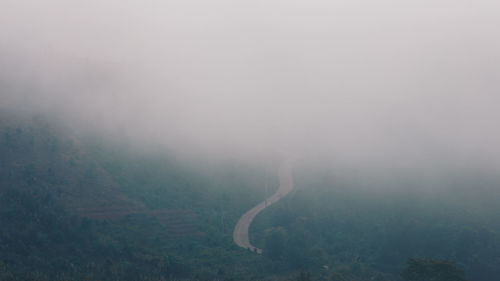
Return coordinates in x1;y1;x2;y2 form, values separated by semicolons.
1;0;500;173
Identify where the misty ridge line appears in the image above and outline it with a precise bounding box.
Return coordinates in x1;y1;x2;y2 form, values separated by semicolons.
1;0;499;175
1;2;500;281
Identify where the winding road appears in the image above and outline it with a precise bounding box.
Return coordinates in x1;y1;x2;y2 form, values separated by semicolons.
233;157;294;254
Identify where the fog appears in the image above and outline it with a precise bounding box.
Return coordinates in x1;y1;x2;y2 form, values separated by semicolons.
1;0;500;174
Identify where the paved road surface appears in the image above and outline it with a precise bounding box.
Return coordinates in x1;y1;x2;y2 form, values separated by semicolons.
233;158;294;254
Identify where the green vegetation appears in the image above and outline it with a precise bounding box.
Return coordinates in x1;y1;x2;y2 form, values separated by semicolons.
1;115;500;280
250;166;500;280
401;258;467;281
0;117;276;280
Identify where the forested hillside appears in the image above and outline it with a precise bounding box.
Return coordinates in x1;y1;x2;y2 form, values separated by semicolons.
0;115;280;280
2;114;500;281
250;165;500;281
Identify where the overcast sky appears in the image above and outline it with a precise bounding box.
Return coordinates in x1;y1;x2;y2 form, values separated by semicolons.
1;0;500;173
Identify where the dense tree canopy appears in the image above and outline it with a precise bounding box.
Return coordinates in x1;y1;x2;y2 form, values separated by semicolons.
401;258;468;281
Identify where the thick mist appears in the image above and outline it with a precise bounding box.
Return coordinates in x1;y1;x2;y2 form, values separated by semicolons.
1;0;500;175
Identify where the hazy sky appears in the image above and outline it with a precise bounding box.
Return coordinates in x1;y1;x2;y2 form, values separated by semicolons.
1;0;500;172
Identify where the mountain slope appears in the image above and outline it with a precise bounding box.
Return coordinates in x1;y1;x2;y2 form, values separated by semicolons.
0;114;279;280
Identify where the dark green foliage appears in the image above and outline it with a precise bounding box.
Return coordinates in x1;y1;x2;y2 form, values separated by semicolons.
264;227;287;260
0;117;275;280
250;167;500;280
401;258;467;281
2;115;500;281
291;270;312;281
0;185;112;280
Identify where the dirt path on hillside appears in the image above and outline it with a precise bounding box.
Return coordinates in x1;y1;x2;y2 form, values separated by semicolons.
233;157;294;254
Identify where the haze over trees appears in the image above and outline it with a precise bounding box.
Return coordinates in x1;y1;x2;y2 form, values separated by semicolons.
2;115;499;280
1;0;500;280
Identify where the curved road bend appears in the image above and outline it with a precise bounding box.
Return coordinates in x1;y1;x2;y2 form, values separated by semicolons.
233;157;294;254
